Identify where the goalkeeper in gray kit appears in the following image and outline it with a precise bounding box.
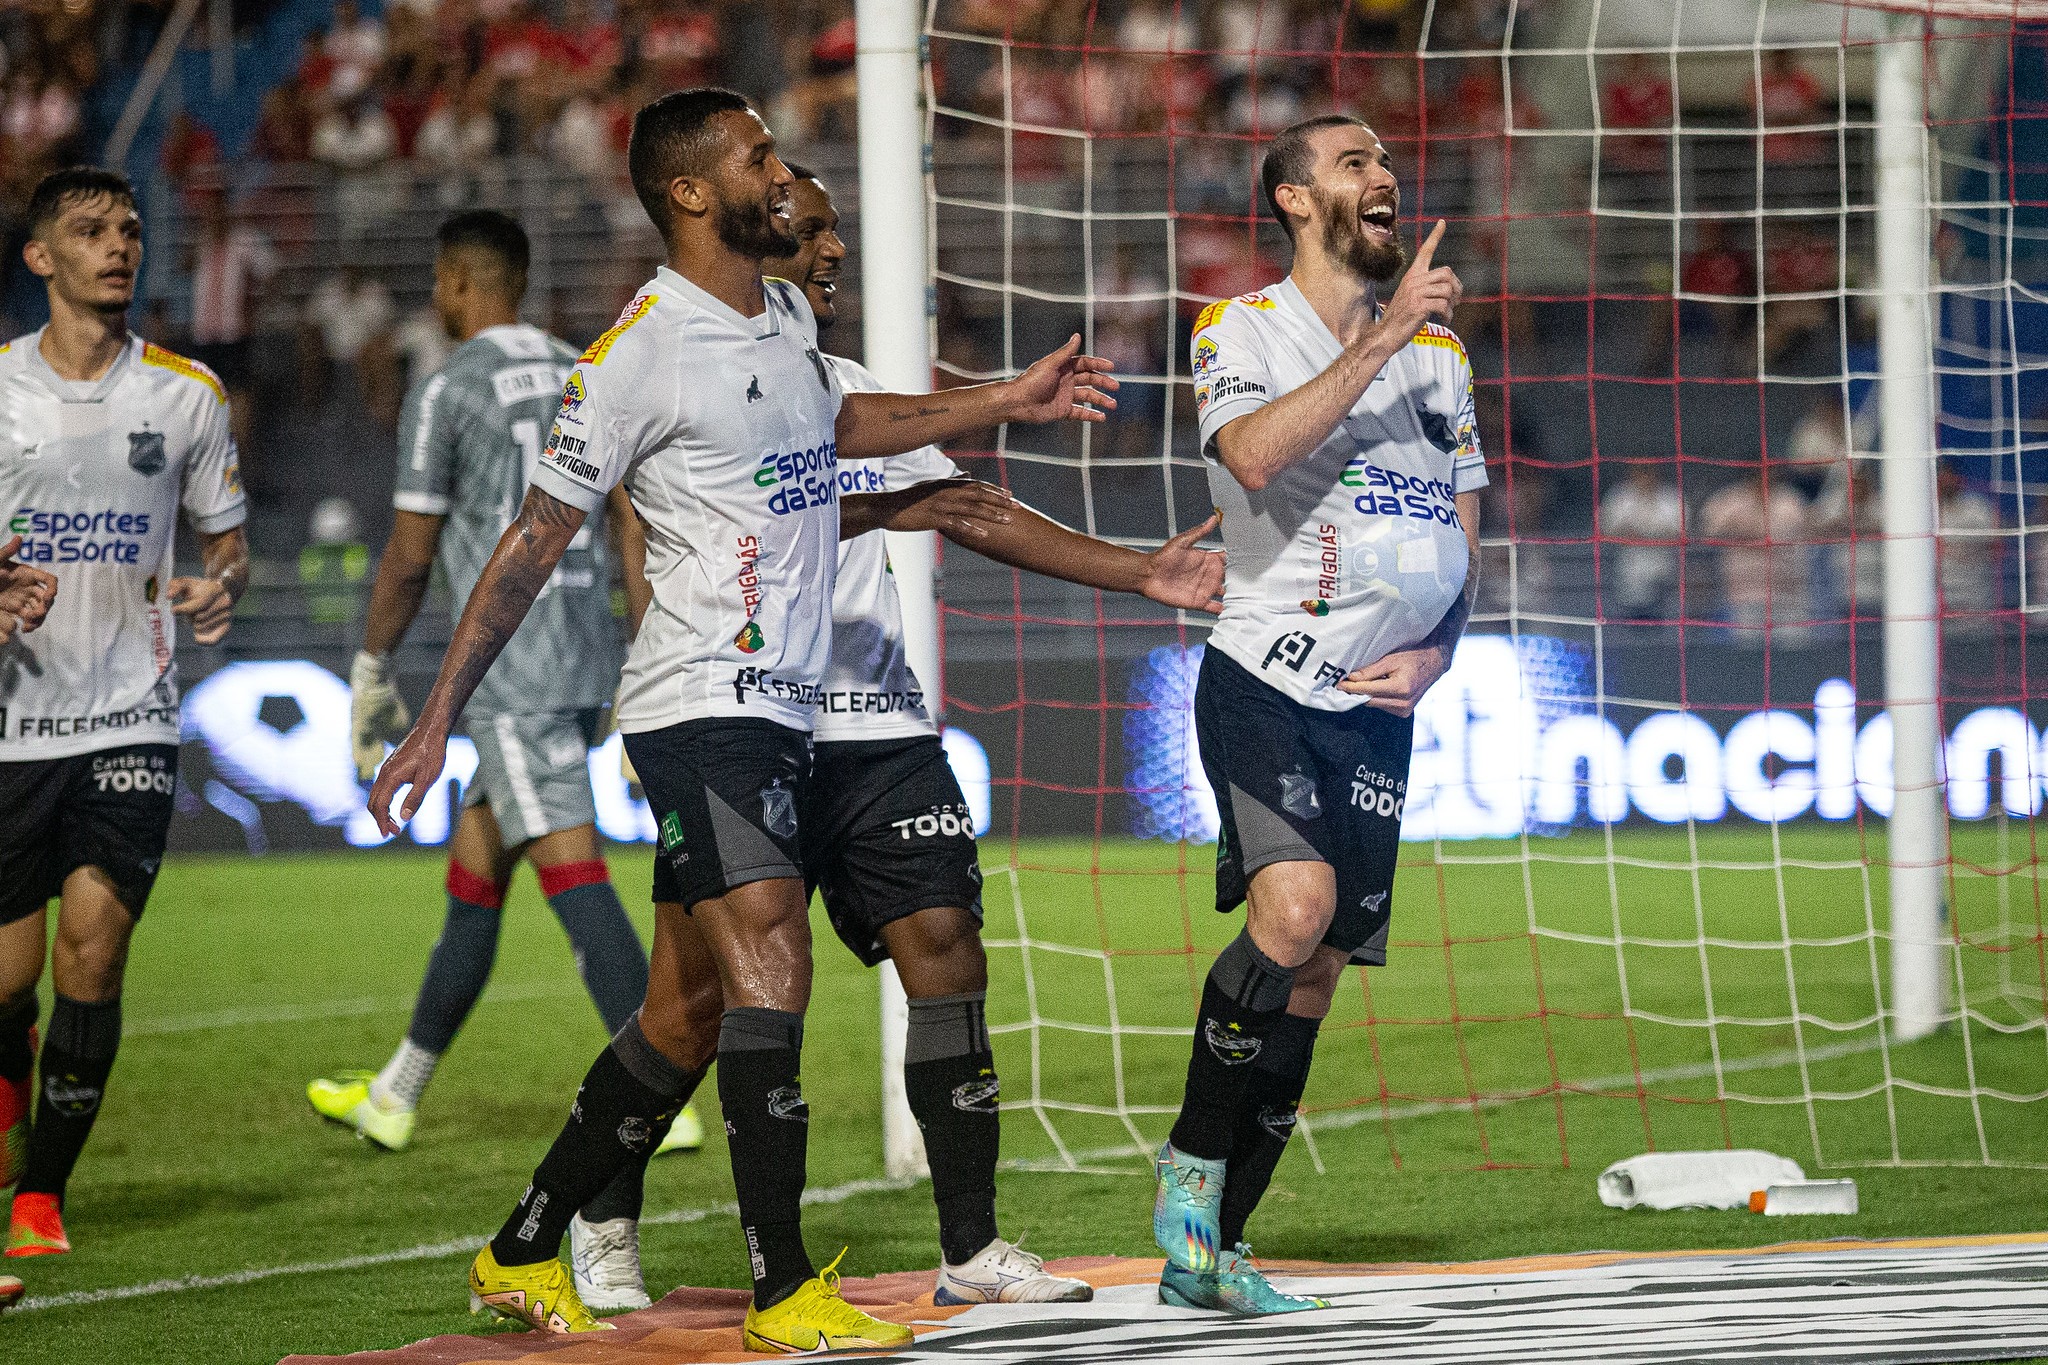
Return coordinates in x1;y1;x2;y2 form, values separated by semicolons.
309;211;697;1311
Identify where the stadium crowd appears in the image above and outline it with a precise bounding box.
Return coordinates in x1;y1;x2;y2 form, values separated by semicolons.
0;0;2031;637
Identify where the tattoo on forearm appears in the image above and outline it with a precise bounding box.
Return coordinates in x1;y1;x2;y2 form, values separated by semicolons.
888;404;950;422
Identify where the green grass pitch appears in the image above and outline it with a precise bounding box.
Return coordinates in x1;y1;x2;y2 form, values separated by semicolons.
6;826;2045;1363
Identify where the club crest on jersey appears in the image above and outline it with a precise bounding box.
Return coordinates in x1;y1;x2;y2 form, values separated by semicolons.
127;429;166;476
760;777;797;839
734;620;765;654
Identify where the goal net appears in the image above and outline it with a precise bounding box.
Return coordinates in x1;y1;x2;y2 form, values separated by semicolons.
914;0;2048;1179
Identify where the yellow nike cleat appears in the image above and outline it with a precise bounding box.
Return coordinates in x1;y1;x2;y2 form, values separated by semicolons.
741;1249;914;1354
468;1244;614;1334
306;1072;415;1152
654;1103;705;1155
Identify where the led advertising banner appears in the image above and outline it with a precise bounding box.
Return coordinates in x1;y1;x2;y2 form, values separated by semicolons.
1124;636;2046;844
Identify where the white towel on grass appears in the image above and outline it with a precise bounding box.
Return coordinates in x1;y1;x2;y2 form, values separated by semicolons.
1597;1150;1806;1210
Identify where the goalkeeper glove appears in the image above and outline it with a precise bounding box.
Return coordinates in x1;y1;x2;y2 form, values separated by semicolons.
350;650;411;783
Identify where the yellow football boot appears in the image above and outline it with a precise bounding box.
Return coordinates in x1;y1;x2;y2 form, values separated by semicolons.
306;1072;415;1152
654;1103;705;1155
467;1244;613;1334
741;1249;914;1353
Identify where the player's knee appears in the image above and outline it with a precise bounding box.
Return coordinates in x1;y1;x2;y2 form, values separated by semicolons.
1250;898;1334;965
886;906;986;995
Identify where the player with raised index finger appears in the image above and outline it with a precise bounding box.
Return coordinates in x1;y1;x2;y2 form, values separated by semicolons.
1151;114;1486;1314
363;88;1116;1350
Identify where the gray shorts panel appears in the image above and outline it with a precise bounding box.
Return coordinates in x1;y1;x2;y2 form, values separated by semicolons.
464;708;601;846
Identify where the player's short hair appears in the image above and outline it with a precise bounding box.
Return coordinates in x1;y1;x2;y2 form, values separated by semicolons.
628;86;758;237
782;161;821;186
1260;114;1372;242
26;166;137;240
436;210;529;294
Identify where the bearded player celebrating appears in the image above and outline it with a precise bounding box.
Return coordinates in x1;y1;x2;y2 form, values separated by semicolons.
1150;115;1485;1315
365;89;1116;1350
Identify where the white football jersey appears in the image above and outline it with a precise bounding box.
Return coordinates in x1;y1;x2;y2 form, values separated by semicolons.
814;354;958;744
1193;278;1487;711
530;267;844;734
0;331;245;760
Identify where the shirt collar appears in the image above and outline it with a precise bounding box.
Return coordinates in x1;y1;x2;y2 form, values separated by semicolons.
21;328;138;402
655;265;783;339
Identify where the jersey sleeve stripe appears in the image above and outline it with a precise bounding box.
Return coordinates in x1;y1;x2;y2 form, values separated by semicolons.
140;343;227;403
394;490;452;515
578;294;656;366
410;373;448;471
1412;330;1469;365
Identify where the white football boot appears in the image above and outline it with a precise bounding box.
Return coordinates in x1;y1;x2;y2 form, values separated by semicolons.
569;1213;653;1312
934;1237;1093;1305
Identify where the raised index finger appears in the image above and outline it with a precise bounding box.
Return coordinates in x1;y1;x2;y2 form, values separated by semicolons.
1411;219;1446;271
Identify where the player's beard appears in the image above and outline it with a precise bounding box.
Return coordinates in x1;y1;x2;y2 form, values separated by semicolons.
1312;183;1405;284
714;189;799;259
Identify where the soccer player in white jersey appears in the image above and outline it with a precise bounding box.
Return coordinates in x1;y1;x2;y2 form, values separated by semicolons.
0;167;248;1258
1151;115;1483;1315
364;89;1116;1349
590;164;1225;1310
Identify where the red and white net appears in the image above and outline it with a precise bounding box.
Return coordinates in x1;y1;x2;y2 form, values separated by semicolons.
921;1;2048;1175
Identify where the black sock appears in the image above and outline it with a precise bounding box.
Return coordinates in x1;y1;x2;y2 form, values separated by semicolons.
578;1062;709;1225
1218;1011;1321;1248
539;863;649;1036
407;867;505;1054
18;995;121;1202
0;997;36;1084
903;991;1000;1266
1168;932;1295;1160
491;1013;695;1266
718;1007;813;1308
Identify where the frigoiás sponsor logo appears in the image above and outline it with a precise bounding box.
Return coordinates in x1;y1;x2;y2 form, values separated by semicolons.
753;441;839;515
735;534;763;616
9;507;154;564
1340;457;1463;526
1314;522;1341;599
734;620;765;654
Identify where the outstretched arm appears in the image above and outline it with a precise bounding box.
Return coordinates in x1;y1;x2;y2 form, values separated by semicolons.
949;507;1225;613
366;486;586;831
1336;489;1481;715
836;335;1118;461
1213;221;1461;492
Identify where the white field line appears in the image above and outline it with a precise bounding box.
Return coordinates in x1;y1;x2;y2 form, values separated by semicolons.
19;1026;1888;1312
13;1177;918;1314
125;980;585;1039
